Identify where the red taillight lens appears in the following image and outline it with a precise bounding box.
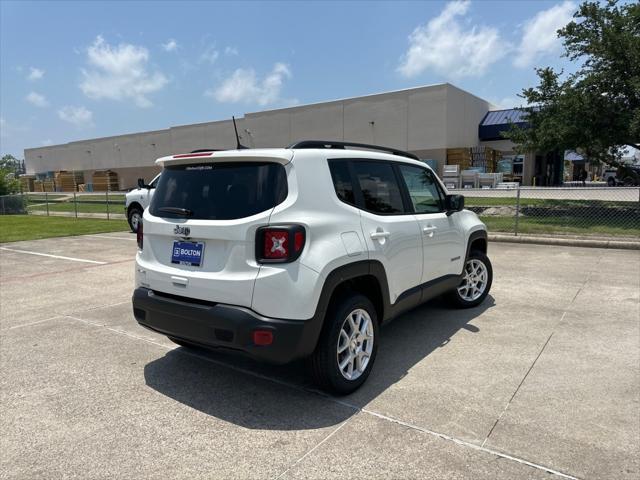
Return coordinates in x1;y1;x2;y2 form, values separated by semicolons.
256;225;305;263
137;220;143;249
263;229;289;259
253;330;273;346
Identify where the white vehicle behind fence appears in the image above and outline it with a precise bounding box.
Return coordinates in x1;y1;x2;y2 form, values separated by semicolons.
125;174;159;232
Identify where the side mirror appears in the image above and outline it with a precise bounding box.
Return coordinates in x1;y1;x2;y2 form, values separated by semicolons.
137;178;147;189
445;194;464;215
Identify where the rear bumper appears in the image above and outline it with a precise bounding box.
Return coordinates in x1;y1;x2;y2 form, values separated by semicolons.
132;287;321;364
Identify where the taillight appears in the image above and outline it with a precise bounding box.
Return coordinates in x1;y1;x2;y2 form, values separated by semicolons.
137;219;143;250
256;225;305;263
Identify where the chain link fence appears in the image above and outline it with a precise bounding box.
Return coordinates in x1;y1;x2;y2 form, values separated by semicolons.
2;187;639;240
456;186;640;239
0;192;126;220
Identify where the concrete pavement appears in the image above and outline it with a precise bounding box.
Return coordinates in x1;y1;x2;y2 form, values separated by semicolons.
1;233;638;479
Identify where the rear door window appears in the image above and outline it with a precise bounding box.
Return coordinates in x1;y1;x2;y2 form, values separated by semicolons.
150;162;287;220
352;161;404;214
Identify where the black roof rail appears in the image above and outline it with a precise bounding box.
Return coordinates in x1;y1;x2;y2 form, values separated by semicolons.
287;140;419;161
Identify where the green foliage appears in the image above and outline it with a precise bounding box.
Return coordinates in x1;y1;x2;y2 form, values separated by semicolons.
0;215;128;243
0;154;22;195
507;0;640;165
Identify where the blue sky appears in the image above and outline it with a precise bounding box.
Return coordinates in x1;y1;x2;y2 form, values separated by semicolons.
1;0;580;158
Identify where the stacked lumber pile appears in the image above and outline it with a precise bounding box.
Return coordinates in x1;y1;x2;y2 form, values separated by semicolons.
92;170;119;191
19;175;36;192
42;179;56;192
34;180;44;192
54;171;84;192
446;148;472;170
470;147;501;173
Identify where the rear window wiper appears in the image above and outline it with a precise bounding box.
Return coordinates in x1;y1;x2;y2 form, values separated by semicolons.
158;206;194;217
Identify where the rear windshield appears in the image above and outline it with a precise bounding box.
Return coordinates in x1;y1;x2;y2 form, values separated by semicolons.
150;162;287;220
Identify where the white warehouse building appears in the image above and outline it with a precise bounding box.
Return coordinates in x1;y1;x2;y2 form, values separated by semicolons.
24;83;546;189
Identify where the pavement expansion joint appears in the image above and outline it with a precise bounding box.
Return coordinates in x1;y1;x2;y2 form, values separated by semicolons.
59;311;583;480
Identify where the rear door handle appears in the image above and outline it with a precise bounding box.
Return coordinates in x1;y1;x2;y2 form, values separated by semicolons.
370;230;391;240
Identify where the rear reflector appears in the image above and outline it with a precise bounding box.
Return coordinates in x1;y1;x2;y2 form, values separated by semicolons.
253;330;273;346
172;152;214;159
137;219;143;250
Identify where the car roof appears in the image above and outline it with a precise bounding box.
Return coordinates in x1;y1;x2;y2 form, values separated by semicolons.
155;147;430;170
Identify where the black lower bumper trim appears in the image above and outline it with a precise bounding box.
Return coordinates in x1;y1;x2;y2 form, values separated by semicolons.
132;288;319;364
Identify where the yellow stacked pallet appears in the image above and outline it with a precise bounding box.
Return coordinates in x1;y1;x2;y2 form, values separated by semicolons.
92;170;119;191
446;148;472;170
19;175;36;192
42;179;56;192
54;171;84;192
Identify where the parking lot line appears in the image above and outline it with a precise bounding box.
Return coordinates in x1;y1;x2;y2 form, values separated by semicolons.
0;246;107;264
84;234;136;241
60;310;580;480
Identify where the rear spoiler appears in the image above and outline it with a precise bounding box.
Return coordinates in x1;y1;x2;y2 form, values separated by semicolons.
155;149;294;167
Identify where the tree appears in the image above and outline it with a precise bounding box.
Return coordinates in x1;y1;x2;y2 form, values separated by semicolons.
0;154;21;195
507;0;640;166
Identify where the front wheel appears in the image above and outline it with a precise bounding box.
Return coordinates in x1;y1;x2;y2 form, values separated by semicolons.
310;294;379;395
446;250;493;308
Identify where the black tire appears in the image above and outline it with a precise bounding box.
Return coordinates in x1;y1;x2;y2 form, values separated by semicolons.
168;336;198;349
309;293;379;395
446;250;493;308
127;206;143;233
607;177;616;187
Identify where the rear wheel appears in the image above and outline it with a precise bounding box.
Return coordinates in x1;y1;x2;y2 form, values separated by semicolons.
310;293;379;395
446;250;493;308
127;206;143;233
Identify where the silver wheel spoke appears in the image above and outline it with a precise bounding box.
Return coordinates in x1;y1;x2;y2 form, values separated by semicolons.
457;259;488;302
336;308;374;381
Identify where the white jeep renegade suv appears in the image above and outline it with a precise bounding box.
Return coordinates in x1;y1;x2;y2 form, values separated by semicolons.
132;141;492;394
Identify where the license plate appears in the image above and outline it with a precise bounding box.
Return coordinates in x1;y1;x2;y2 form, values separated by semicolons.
171;241;205;267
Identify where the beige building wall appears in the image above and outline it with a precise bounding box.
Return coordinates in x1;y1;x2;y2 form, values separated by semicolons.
24;83;491;190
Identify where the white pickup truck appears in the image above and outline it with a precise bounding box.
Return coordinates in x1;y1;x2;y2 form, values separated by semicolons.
125;174;159;232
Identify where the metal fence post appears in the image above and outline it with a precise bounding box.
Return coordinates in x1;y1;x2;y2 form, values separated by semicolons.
45;192;49;216
106;188;110;220
514;185;521;236
73;191;78;218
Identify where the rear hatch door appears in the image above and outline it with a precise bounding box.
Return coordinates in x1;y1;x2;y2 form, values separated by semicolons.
138;152;291;307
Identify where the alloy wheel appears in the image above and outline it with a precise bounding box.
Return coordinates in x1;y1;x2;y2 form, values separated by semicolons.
458;258;488;302
336;308;374;381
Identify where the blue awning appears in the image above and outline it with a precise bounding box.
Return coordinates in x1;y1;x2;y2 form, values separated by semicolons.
479;109;528;141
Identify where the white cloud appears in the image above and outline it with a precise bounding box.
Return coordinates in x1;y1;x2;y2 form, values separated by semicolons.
488;96;526;109
79;35;168;108
162;39;178;52
398;0;506;79
207;63;292;106
25;91;50;108
200;45;219;64
514;1;576;68
41;139;53;146
58;106;94;128
27;67;44;81
224;46;239;56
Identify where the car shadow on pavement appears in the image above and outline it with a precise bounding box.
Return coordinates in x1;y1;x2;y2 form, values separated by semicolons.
143;295;494;430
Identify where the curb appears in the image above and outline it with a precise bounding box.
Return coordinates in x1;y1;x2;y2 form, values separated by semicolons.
489;234;640;250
